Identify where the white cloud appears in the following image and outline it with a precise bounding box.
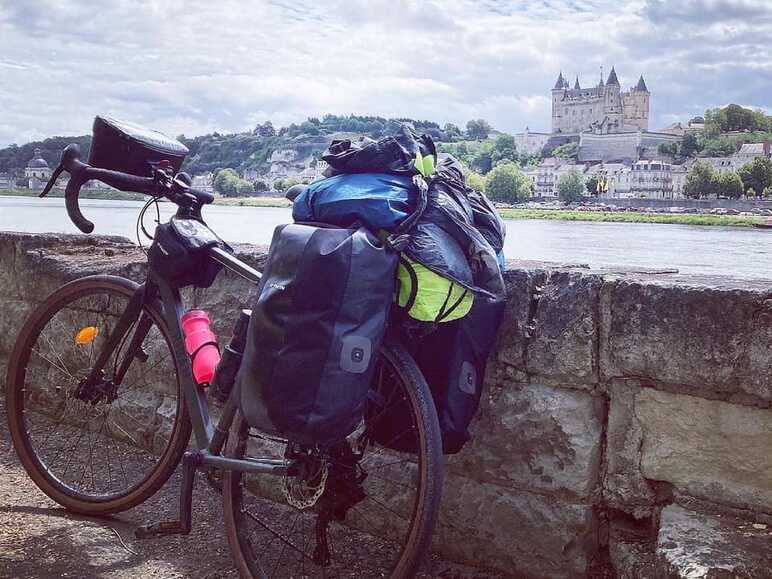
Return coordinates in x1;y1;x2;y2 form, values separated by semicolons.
0;0;771;146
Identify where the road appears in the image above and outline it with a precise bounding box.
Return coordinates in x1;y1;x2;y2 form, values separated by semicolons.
0;395;496;578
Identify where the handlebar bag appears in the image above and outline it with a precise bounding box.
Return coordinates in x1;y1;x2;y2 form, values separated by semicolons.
236;223;397;446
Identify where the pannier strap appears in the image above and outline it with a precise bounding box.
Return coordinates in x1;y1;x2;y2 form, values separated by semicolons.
385;174;429;251
435;285;469;324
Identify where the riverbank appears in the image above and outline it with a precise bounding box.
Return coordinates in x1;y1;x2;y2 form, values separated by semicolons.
0;188;146;201
3;189;765;227
498;208;764;227
0;189;293;208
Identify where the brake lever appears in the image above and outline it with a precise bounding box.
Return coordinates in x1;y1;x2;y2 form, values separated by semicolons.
39;165;65;198
40;144;82;198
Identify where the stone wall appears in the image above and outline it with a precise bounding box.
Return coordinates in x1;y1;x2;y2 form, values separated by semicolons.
1;231;771;578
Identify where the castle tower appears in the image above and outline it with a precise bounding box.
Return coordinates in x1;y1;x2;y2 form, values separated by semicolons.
551;72;567;133
622;75;650;131
602;67;623;133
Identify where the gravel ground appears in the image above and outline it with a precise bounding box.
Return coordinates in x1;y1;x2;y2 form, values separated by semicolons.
0;395;501;579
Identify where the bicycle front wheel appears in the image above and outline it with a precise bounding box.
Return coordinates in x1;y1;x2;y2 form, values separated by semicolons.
223;340;444;579
5;275;191;515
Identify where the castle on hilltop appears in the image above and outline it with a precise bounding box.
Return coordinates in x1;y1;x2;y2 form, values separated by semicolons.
551;67;649;134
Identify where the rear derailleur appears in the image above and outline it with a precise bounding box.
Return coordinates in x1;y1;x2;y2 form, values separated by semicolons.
283;442;368;566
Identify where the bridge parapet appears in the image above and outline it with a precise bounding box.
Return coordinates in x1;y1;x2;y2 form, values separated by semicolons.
1;231;770;578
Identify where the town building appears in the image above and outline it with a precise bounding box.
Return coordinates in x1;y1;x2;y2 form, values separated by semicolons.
551;67;649;134
192;172;214;194
24;148;52;189
733;141;771;167
0;172;14;188
610;160;680;199
531;157;568;197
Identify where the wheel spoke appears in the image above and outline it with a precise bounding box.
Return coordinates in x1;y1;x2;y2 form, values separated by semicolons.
8;283;187;508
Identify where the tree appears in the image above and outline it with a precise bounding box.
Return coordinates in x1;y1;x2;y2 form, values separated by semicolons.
484;162;532;203
274;177;302;192
681;133;699;156
585;175;599;196
738;156;772;197
490;134;518;166
470;141;495;174
253;180;268;193
552;142;578;160
658;142;678;156
462;167;486;192
213;168;241;196
442;123;463;142
683;161;716;198
466;119;492;140
718;171;744;199
557;167;585;203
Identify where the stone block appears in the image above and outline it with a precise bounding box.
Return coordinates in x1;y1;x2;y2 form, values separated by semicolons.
609;539;659;579
0;298;33;360
449;382;603;499
603;380;657;517
492;268;535;372
526;271;601;386
636;389;772;512
601;279;772;405
656;504;772;578
437;474;597;578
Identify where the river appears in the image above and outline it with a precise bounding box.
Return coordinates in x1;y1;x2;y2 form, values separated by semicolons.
1;196;770;280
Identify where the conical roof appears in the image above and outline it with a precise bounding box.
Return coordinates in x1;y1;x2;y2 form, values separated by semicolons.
574;76;580;90
635;75;648;92
554;71;566;89
606;66;620;86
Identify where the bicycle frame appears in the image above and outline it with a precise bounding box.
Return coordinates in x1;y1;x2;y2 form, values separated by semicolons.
88;244;287;479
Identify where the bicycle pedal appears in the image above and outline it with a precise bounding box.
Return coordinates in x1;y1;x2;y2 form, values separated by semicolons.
135;520;190;539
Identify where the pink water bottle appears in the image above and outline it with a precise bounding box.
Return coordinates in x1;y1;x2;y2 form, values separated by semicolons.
181;310;221;385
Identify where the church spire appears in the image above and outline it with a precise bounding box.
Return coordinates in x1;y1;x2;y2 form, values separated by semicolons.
606;66;620;86
554;71;566;90
574;75;580;90
636;74;648;92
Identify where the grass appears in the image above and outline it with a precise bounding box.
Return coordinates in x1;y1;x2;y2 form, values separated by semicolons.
497;208;765;228
212;196;291;208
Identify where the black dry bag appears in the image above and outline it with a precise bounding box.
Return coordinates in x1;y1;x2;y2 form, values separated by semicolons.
369;296;505;454
236;223;398;446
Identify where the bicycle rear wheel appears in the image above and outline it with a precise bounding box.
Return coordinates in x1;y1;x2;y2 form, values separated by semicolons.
223;340;443;578
5;275;191;514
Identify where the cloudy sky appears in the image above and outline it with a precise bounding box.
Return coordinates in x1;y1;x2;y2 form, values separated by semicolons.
1;0;771;147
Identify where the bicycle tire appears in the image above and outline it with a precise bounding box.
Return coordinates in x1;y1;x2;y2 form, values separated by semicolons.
222;339;444;579
5;275;192;515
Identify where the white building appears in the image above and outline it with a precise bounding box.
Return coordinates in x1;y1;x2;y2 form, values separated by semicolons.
733;141;771;168
611;160;679;199
24;148;52;189
192;172;214;193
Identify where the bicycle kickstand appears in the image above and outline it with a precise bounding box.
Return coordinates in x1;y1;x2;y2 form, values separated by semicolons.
135;451;200;539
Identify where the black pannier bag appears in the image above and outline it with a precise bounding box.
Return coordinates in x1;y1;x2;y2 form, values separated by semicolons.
368;295;505;454
323;125;436;176
237;223;398;446
147;217;228;289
